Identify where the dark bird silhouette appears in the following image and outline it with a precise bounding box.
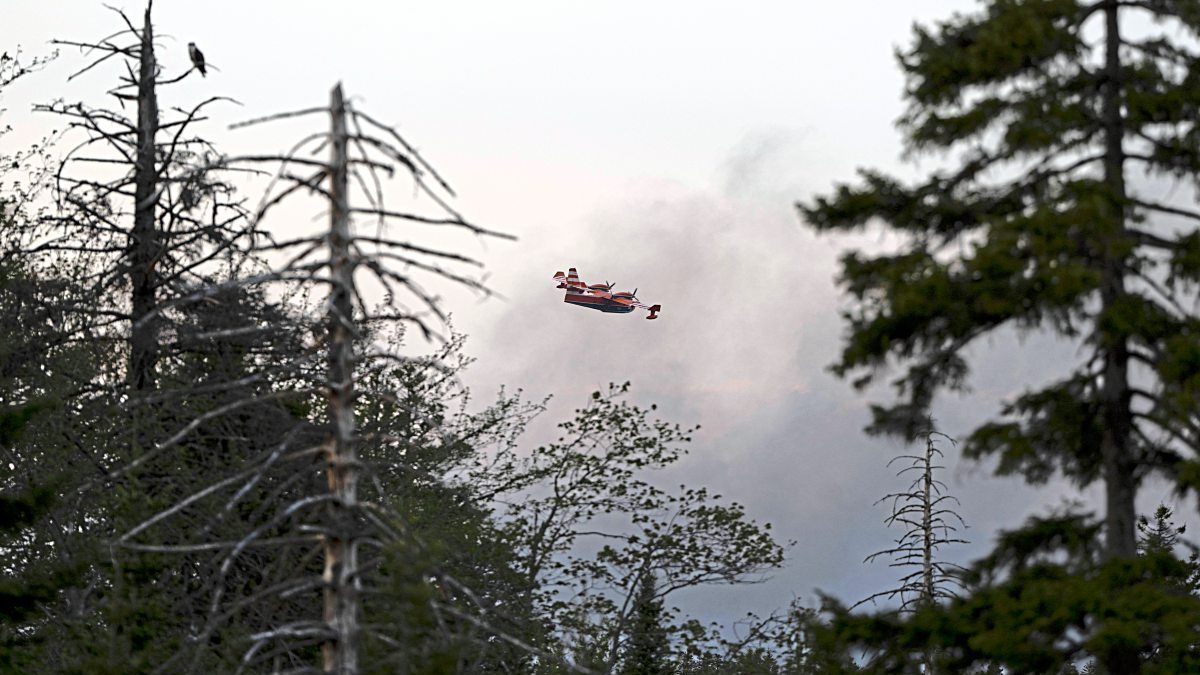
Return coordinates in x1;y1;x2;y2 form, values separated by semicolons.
188;42;207;77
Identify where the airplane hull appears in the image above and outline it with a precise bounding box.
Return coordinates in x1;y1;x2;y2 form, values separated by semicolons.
564;293;635;314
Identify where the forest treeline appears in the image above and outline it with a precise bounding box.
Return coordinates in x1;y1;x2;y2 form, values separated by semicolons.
3;1;1200;674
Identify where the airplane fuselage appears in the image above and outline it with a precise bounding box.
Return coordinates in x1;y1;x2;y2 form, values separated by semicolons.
563;292;636;314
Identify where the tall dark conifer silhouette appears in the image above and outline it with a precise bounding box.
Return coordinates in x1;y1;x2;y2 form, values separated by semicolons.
800;0;1200;570
801;2;1200;671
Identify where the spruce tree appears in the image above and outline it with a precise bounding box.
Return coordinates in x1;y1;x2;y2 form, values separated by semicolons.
1136;504;1187;556
621;568;672;675
799;2;1200;671
800;0;1200;571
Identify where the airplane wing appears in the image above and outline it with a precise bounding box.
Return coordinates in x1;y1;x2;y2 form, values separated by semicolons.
628;299;662;319
609;292;658;312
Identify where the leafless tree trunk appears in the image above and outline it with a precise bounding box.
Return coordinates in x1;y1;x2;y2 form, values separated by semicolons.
857;425;967;674
129;1;160;391
919;434;936;675
322;83;360;675
5;0;247;626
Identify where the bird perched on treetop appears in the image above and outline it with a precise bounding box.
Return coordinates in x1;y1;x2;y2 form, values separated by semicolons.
188;42;207;77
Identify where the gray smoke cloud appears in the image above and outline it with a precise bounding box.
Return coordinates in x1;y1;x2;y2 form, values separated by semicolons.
454;130;1149;627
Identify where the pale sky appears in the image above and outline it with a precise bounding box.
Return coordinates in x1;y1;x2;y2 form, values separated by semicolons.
4;0;1194;630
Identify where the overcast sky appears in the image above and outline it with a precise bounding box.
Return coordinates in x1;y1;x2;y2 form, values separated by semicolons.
5;0;1196;629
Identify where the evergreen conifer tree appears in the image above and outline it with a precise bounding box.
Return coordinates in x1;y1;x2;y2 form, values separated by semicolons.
800;0;1200;564
621;568;672;675
799;1;1200;672
1137;505;1186;556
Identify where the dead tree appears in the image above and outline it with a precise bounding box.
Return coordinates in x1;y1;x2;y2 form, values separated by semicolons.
110;79;555;674
856;427;968;674
128;0;160;390
323;83;359;675
0;5;257;656
20;1;248;392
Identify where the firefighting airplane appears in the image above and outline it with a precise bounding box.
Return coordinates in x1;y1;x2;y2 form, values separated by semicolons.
553;268;661;320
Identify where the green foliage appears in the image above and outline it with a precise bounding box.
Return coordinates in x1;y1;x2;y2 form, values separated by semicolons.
965;374;1103;484
0;403;44;451
822;509;1200;673
645;598;863;675
473;383;785;666
0;260;96;672
676;648;784;674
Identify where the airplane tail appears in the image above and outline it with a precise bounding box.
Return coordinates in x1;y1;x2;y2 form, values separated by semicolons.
646;304;661;320
554;270;567;289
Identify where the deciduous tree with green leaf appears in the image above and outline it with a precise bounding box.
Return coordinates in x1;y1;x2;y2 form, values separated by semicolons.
471;384;785;670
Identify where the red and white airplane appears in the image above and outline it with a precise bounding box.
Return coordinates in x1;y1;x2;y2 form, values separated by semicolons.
553;268;661;320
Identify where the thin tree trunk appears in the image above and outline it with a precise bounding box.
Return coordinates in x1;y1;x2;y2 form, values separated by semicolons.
921;435;936;675
322;82;360;675
129;1;160;391
1099;0;1137;562
1100;3;1139;674
921;436;934;604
